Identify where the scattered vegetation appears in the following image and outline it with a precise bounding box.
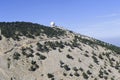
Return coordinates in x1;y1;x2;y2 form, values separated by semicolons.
36;53;46;60
74;35;120;54
29;60;39;71
0;22;119;80
37;43;49;52
0;22;66;40
44;41;65;50
98;69;104;78
21;47;34;58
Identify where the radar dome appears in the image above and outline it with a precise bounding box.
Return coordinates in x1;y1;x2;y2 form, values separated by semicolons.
50;22;55;27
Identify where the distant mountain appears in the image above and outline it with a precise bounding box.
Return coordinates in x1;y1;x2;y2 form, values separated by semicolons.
0;22;120;80
101;37;120;47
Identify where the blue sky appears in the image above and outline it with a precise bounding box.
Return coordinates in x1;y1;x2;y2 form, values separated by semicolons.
0;0;120;46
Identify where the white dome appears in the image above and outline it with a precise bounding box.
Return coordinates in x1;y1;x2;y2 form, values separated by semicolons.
50;22;55;27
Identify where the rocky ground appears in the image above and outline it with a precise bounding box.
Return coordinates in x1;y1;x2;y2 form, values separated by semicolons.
0;22;120;80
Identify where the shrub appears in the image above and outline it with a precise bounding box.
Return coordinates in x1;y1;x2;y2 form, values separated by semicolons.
68;49;71;52
69;73;73;77
82;72;89;79
79;67;84;71
111;58;115;61
74;72;80;77
63;64;71;71
29;64;39;71
31;60;36;65
51;78;55;80
26;53;34;58
79;47;83;51
108;69;112;73
99;70;103;78
7;58;11;69
43;45;49;52
29;60;39;71
84;54;89;57
104;76;108;80
94;78;97;80
85;50;89;53
78;58;82;62
47;73;54;78
60;60;64;67
66;54;74;60
111;77;115;80
72;67;78;72
92;51;97;56
59;41;65;49
58;48;62;52
13;52;21;60
98;54;103;59
63;72;67;76
29;65;36;71
36;43;44;52
92;56;99;65
36;53;46;60
89;64;93;69
104;70;109;75
0;35;2;40
87;70;92;75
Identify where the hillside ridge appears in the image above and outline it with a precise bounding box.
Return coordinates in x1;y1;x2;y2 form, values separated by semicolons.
0;22;120;80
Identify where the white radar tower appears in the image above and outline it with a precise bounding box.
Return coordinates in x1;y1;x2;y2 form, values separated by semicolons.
50;21;55;27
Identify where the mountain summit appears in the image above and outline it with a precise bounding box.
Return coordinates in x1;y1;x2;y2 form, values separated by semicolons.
0;22;120;80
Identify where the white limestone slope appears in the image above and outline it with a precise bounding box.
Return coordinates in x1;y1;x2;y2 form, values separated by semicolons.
0;28;119;80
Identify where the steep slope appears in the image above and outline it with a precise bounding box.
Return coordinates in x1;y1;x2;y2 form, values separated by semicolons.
0;22;120;80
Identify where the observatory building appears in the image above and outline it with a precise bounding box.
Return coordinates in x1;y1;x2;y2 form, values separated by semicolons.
50;22;55;27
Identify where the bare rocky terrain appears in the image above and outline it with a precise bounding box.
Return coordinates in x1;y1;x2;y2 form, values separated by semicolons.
0;22;120;80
